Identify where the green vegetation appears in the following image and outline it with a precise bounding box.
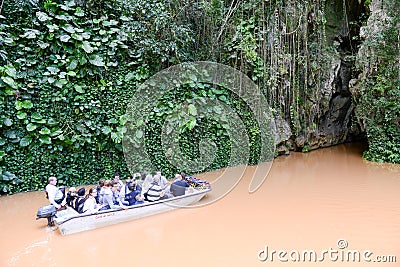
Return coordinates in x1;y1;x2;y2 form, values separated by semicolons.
0;0;399;194
0;0;195;193
354;1;400;164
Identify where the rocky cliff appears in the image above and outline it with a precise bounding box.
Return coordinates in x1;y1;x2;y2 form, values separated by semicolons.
273;0;396;155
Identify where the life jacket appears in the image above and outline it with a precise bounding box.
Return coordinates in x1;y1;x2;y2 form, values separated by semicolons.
125;190;140;205
74;196;85;213
124;182;133;201
74;188;86;213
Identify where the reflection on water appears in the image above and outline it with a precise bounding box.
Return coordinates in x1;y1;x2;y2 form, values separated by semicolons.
1;143;399;266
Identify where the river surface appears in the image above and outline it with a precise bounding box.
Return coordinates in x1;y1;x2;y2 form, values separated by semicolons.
0;143;399;266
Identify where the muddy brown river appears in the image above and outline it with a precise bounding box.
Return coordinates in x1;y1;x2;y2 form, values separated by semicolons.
0;143;399;266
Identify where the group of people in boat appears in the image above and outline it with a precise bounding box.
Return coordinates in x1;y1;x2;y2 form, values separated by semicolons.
45;171;194;214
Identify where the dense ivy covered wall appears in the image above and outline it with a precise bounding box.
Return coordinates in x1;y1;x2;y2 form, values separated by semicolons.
0;0;398;194
0;0;196;193
352;0;400;163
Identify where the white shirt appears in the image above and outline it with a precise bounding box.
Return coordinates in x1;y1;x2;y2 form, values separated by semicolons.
45;184;63;207
160;176;169;189
83;197;99;214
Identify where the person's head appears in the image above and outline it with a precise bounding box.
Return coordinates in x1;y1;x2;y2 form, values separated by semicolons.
68;187;77;195
128;183;136;191
153;175;160;184
104;180;112;187
156;171;162;176
86;187;97;200
112;182;121;192
144;174;153;182
48;176;57;185
98;179;105;187
77;188;86;197
181;172;186;179
88;187;97;197
113;173;120;181
175;174;182;181
141;172;147;180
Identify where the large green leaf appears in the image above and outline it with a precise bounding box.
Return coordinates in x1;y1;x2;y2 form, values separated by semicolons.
4;130;16;139
68;60;78;71
89;55;105;66
16;111;27;120
74;8;85;17
15;100;22;110
186;117;197;130
135;129;143;139
21;100;33;109
71;33;83;41
46;66;60;74
1;76;18;89
102;126;112;135
26;123;37;132
19;137;32;147
31;112;42;120
39;136;52;144
5;89;15;95
82;41;94;53
188;104;197;116
39;127;51;135
67;71;76;76
50;129;63;137
47;118;58;125
54;79;68;88
62;25;75;34
59;35;71;42
82;32;91;39
38;41;50;49
3;118;12;126
20;29;39;39
2;171;16;181
36;11;52;22
5;67;17;78
74;85;85;93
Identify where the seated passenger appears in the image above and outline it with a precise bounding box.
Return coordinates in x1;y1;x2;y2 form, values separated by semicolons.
141;174;153;201
146;175;166;202
45;176;66;211
119;175;137;205
156;171;169;190
170;174;191;197
112;182;124;205
96;179;105;204
73;188;86;213
82;188;104;214
100;180;127;210
65;187;77;207
125;181;144;205
113;173;124;187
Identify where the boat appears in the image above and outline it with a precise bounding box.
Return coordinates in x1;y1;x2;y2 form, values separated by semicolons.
39;188;210;235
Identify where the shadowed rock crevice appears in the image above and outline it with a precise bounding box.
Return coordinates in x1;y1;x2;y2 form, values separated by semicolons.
274;0;369;154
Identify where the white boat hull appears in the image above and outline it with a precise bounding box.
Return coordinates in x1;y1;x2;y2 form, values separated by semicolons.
54;189;210;235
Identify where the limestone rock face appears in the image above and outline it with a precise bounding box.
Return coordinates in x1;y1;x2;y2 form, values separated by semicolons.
272;115;292;155
273;0;374;154
350;0;394;132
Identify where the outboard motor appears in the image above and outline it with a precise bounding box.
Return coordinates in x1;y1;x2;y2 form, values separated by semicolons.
36;205;57;226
